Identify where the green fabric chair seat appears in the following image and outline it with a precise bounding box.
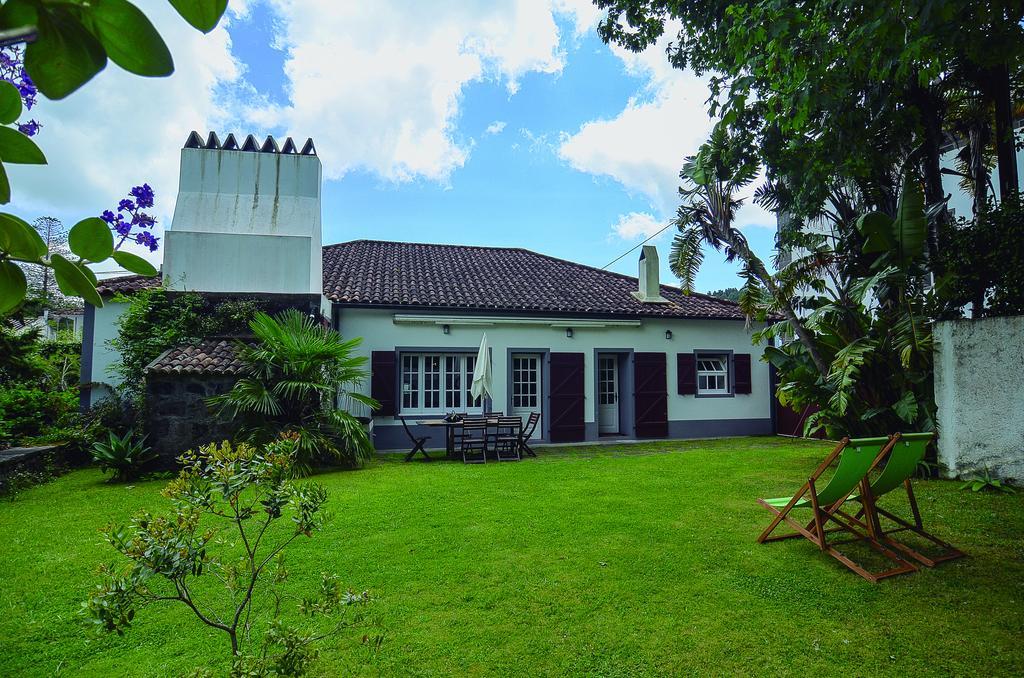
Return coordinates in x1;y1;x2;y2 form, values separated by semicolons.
762;436;891;509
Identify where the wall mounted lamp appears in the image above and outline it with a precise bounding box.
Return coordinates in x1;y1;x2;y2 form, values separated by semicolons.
442;324;450;335
665;330;673;340
566;327;574;338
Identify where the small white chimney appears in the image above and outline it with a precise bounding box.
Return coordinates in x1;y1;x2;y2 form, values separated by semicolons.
632;244;668;303
163;131;323;297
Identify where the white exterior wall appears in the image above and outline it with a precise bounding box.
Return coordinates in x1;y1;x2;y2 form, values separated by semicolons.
934;316;1024;482
83;300;128;406
337;307;773;450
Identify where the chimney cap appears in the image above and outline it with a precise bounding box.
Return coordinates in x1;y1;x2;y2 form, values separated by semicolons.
181;131;318;157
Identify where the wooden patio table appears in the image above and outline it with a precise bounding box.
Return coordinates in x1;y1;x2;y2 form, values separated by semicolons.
416;417;507;459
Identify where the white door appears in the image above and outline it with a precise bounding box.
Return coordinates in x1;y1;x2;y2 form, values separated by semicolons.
598;355;620;434
511;353;542;439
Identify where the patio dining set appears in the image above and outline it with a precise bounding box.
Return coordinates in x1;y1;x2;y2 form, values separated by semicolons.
401;412;540;463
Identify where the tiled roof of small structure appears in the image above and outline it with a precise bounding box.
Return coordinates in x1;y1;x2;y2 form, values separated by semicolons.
145;339;253;376
183;131;316;155
96;273;162;296
322;240;746;320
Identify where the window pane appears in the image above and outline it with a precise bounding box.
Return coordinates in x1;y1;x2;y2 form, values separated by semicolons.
401;355;419;409
424;355;441;409
445;356;461;409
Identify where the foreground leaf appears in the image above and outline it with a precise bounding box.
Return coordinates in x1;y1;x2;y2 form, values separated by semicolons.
86;0;174;77
0;260;27;313
112;250;158;276
168;0;228;33
51;253;104;307
0;81;23;124
69;217;115;262
25;7;108;99
0;212;47;260
0;126;46;164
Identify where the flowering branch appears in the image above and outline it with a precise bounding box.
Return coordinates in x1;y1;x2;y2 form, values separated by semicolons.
101;184;160;253
0;46;40;137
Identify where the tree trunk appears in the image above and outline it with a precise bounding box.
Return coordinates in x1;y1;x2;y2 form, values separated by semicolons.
743;252;832;378
911;82;948;276
990;63;1019;201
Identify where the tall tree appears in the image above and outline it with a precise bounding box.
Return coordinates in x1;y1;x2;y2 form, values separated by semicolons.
595;0;1023;250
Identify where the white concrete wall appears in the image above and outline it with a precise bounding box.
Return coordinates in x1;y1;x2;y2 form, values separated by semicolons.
164;147;323;295
934;316;1024;481
86;300;128;405
338;307;772;442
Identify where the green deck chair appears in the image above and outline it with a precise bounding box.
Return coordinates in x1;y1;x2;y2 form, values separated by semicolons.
847;432;966;567
757;435;918;582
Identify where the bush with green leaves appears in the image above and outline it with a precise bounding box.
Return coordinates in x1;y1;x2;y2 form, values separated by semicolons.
91;431;156;482
207;310;378;474
0;0;229;316
84;436;369;675
960;468;1016;494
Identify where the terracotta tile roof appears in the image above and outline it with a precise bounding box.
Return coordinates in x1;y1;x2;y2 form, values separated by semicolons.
96;273;162;296
145;339;253;376
322;240;745;320
95;240;747;320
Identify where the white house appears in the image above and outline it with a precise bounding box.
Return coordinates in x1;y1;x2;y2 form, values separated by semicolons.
82;132;774;453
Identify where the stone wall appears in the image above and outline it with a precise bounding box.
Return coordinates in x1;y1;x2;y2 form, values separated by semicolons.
144;374;239;466
934;315;1024;481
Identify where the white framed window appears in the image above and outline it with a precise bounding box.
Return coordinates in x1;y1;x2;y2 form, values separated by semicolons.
400;353;482;414
696;354;730;395
512;355;539;409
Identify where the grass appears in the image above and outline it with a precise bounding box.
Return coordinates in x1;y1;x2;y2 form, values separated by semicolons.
1;436;1023;676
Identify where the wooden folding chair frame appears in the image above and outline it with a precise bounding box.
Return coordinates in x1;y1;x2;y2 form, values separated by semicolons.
400;417;432;462
757;435;919;583
847;479;966;568
459;421;488;464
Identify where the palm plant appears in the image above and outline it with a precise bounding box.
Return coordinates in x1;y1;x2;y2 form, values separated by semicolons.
207;310;378;474
669;127;831;376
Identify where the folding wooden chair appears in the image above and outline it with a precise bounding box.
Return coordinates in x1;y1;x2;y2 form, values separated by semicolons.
459;420;488;464
494;416;523;461
846;432;966;567
518;412;540;458
757;435;918;582
400;417;431;462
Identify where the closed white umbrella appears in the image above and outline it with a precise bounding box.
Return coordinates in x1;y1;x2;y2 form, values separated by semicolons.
470;332;492;404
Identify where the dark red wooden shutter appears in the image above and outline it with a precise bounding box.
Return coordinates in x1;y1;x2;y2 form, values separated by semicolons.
548;352;585;442
635;352;668;438
734;353;752;394
677;353;696;395
370;351;396;416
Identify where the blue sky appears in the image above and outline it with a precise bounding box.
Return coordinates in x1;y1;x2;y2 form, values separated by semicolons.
11;1;777;291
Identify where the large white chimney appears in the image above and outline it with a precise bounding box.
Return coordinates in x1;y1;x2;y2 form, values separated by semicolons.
163;131;322;297
632;244;668;303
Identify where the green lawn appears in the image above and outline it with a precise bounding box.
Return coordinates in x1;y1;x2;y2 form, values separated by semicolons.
2;436;1023;676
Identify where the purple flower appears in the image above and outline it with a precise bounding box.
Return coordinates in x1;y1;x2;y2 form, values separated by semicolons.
101;210;117;223
117;198;135;212
17;120;39;137
130;183;155;208
135;231;159;252
132;212;155;228
114;221;132;237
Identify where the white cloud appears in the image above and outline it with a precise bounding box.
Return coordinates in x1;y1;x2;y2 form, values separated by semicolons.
257;0;596;184
610;211;665;240
558;26;775;236
485;120;507;135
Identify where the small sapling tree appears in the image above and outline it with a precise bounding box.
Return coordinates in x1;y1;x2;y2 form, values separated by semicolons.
84;434;370;675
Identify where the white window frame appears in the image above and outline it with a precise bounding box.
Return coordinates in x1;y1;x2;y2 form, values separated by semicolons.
696;354;730;395
399;353;483;414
